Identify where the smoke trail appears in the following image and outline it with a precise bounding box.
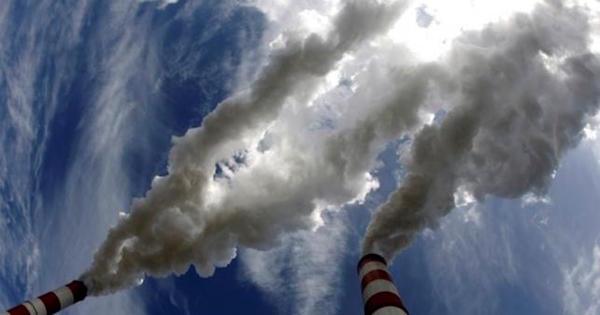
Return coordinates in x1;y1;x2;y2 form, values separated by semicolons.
81;0;406;295
363;1;600;259
82;0;600;296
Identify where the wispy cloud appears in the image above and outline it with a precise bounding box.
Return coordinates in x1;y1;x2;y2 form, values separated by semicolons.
0;0;50;302
34;1;161;313
138;0;179;10
563;244;600;315
240;212;349;315
0;0;169;314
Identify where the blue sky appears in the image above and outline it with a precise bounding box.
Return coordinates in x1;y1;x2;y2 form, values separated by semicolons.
1;1;600;315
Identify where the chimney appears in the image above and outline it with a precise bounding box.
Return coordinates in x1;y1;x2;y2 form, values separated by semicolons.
358;254;409;315
2;280;87;315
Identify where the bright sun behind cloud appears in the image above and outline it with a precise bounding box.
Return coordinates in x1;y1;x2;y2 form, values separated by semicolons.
387;0;560;61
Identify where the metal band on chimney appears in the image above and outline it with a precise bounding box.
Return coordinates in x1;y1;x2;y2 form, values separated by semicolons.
52;287;74;309
29;297;48;315
358;254;409;315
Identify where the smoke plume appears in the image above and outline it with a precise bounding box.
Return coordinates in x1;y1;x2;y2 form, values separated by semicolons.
363;1;600;259
81;0;405;295
81;0;600;296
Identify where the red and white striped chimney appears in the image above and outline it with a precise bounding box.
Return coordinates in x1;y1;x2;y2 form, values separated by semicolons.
358;254;409;315
2;280;87;315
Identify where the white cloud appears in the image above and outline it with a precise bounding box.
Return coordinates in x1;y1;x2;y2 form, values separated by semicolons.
412;140;600;314
82;0;407;294
0;0;59;302
0;0;175;314
462;204;482;226
387;0;541;62
3;1;598;315
363;1;600;259
138;0;178;9
249;0;341;33
34;1;163;313
563;244;600;315
67;292;146;315
418;207;520;314
240;213;349;315
521;192;553;207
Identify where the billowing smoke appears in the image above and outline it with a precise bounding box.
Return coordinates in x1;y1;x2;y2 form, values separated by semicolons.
81;0;406;295
363;1;600;259
81;0;600;296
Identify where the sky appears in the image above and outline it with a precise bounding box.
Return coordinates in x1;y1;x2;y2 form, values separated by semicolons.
0;0;599;315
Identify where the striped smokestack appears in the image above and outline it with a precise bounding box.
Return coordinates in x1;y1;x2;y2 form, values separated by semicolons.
2;281;87;315
358;254;409;315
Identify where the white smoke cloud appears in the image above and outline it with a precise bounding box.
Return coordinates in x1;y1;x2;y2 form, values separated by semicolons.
363;1;600;259
81;0;406;295
78;0;600;301
248;0;341;36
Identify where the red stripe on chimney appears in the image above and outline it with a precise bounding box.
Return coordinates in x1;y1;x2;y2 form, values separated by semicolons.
364;291;409;315
361;269;393;291
357;253;387;272
39;292;61;314
6;304;30;315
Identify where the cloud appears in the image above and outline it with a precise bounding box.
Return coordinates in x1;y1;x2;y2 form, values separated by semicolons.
3;2;600;315
138;0;178;9
240;212;349;315
363;1;600;259
390;140;600;315
563;244;600;315
66;292;146;315
0;0;67;302
81;0;406;295
81;0;600;301
248;0;341;35
0;0;198;314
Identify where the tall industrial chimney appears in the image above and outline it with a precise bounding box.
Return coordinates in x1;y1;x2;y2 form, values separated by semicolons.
2;280;87;315
358;254;409;315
